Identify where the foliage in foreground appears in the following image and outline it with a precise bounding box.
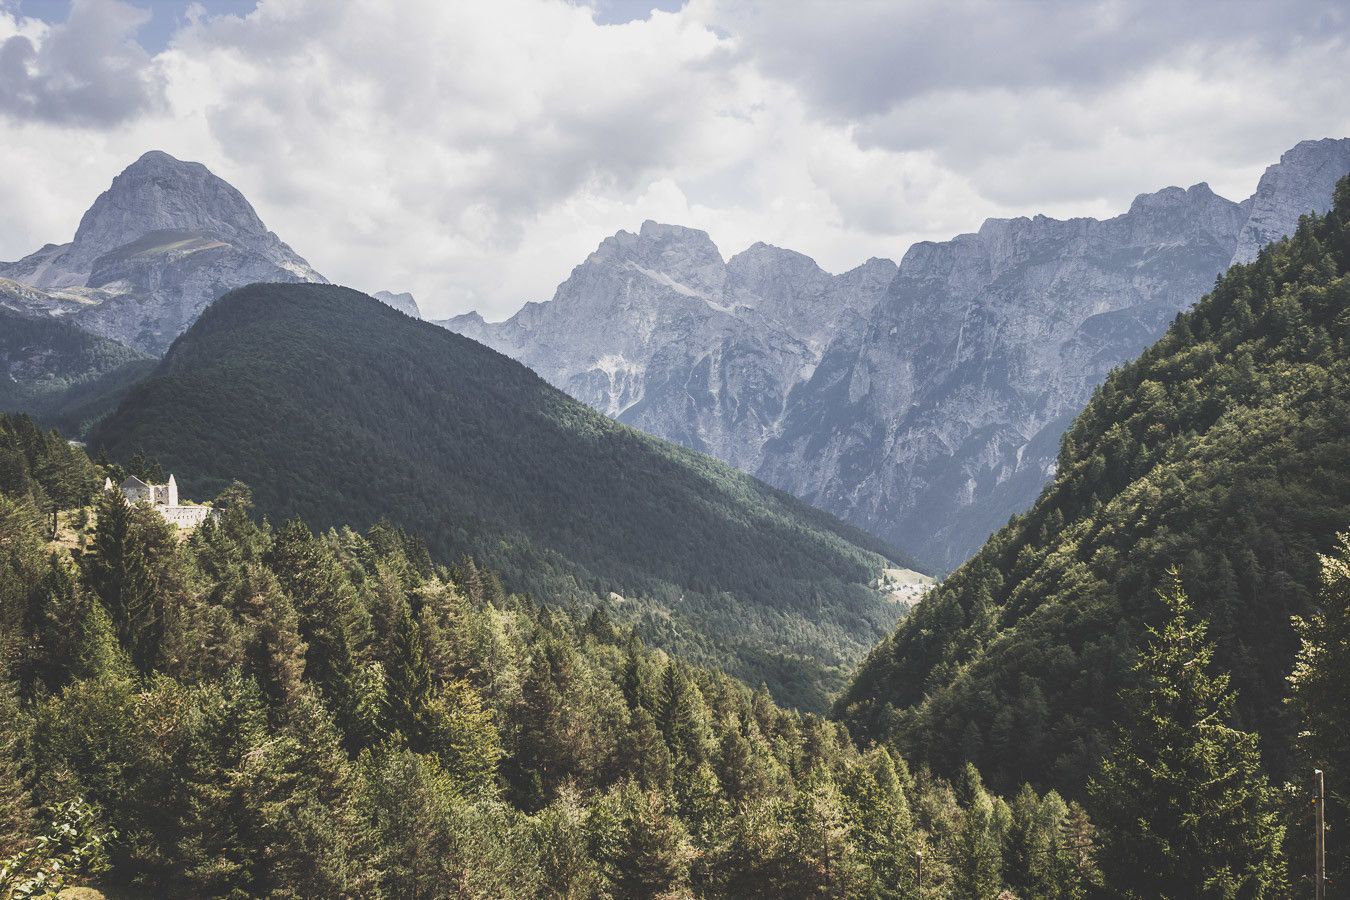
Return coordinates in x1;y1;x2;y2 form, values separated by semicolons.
0;424;1095;898
1090;575;1286;898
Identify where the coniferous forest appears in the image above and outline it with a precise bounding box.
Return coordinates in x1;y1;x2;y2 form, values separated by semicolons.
1;412;1099;897
5;181;1350;897
4;0;1350;893
88;283;915;712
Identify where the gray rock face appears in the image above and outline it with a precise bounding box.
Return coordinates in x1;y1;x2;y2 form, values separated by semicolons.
373;290;421;318
764;184;1250;570
441;221;895;472
1232;138;1350;264
0;151;324;354
445;138;1350;572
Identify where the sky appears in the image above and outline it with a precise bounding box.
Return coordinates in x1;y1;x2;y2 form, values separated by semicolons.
1;0;1348;320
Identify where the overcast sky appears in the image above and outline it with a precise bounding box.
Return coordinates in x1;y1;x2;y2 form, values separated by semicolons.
2;0;1348;319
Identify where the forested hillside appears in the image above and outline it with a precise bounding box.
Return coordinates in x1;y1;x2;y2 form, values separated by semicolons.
89;284;916;710
838;179;1350;799
0;307;155;436
0;415;1100;898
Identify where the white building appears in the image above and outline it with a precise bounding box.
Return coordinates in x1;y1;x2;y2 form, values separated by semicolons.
107;474;220;529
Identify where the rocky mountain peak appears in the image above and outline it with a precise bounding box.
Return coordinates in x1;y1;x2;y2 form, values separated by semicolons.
727;242;825;281
1232;137;1350;264
0;151;325;353
373;290;421;318
71;151;270;265
578;221;726;300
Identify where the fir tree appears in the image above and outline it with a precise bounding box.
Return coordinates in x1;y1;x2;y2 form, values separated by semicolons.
1288;532;1350;885
84;487;182;671
0;680;34;858
381;602;434;746
1090;575;1287;897
605;784;692;900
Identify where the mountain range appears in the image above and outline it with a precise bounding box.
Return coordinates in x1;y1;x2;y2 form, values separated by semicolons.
837;174;1350;796
5;140;1349;577
90;283;919;710
446;138;1350;570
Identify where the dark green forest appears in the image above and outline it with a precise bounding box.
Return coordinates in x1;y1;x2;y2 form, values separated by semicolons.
837;180;1350;880
0;416;1104;898
5;181;1346;898
88;284;916;711
0;308;155;436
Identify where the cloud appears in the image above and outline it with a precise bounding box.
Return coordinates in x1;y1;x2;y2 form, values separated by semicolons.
0;0;165;126
692;0;1349;119
0;0;1348;319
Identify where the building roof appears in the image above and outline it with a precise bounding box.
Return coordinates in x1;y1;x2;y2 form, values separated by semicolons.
121;475;150;490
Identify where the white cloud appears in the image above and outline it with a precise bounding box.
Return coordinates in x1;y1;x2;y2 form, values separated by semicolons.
0;0;1349;319
0;0;164;125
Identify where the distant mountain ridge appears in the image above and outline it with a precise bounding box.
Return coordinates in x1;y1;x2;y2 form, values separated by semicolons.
0;301;154;435
446;138;1350;571
373;290;421;318
0;150;325;355
92;283;917;710
441;221;896;473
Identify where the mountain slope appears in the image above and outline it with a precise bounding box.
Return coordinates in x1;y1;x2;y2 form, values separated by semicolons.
1;151;325;354
835;179;1350;795
447;138;1350;573
0;302;154;435
91;283;916;709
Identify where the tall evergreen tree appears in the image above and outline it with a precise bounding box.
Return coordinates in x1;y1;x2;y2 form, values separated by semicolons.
952;763;1006;900
83;487;182;671
1288;532;1350;885
267;519;375;750
605;784;692;900
0;680;34;858
1090;575;1287;897
382;602;434;746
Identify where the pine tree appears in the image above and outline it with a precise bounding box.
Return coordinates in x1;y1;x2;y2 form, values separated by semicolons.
22;553;86;691
605;784;692;900
1288;532;1350;885
952;763;1005;900
1090;575;1287;897
236;566;308;715
842;747;915;898
656;661;712;771
84;487;182;671
240;691;372;897
0;680;34;858
267;519;375;750
382;602;434;746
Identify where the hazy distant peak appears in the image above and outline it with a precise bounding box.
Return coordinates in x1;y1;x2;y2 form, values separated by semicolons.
373;290;421;318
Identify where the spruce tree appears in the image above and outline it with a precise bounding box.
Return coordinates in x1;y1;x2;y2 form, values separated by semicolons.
606;784;692;900
0;680;34;858
1090;575;1287;897
84;487;182;671
381;602;434;747
952;763;1005;900
1288;532;1350;885
267;519;375;750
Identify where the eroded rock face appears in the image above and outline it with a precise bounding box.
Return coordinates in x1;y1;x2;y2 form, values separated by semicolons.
441;221;895;472
0;151;325;354
763;184;1251;570
373;291;421;318
443;138;1350;572
1232;138;1350;264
